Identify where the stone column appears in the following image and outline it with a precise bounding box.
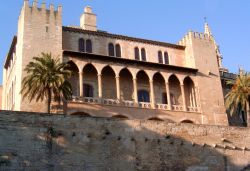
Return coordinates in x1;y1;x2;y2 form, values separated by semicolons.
192;87;196;107
165;82;171;110
189;92;193;107
116;76;121;100
79;71;83;97
150;79;155;109
133;78;138;103
181;84;187;111
195;86;199;108
98;74;102;98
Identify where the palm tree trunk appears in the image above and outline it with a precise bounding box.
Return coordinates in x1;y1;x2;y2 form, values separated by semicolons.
47;88;52;114
247;101;250;127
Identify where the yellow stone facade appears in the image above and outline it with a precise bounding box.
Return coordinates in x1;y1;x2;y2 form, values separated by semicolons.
2;1;228;125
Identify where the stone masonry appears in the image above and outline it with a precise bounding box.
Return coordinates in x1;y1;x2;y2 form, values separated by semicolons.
2;1;228;126
0;111;250;171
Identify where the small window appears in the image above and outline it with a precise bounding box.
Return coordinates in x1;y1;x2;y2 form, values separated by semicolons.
108;43;115;56
86;39;92;53
46;26;49;33
134;47;140;60
79;38;85;52
138;90;150;102
164;52;169;65
115;44;121;57
158;51;163;64
84;84;94;97
141;48;146;61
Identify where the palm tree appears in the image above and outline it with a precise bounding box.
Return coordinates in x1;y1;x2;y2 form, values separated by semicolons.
21;53;72;114
225;71;250;126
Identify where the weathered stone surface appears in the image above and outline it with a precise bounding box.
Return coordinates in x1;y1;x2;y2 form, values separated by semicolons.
0;111;249;171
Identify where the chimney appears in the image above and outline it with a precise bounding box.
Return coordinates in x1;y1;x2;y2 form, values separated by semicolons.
80;6;97;31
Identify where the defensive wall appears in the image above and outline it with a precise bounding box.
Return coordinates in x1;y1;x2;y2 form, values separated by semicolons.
0;111;249;171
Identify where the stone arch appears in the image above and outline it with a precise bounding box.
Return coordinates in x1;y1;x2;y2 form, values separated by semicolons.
128;68;140;79
153;72;167;104
111;115;129;119
153;72;166;83
119;68;133;101
148;117;164;121
101;65;116;99
82;63;98;98
68;110;93;116
100;64;116;75
168;74;182;105
66;61;79;96
184;76;197;108
168;74;181;83
71;112;92;117
180;119;194;124
136;70;150;103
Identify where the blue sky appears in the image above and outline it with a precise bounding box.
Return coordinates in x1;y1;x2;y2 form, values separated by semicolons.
0;0;250;83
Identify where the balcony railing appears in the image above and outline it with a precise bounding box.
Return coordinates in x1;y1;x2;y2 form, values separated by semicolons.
172;105;184;111
187;106;200;112
138;102;151;109
70;96;200;113
156;104;169;110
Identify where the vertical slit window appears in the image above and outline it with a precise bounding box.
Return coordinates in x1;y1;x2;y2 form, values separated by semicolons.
115;44;121;57
141;48;146;61
164;52;169;64
108;43;115;56
158;51;163;64
78;38;85;52
135;47;140;60
86;39;92;53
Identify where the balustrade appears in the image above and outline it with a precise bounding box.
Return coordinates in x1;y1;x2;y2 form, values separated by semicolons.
187;106;199;112
69;97;200;113
156;104;169;110
84;97;100;104
138;102;151;109
103;99;120;106
122;100;135;107
172;105;184;111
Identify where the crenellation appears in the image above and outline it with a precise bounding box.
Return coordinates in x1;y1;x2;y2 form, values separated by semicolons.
24;0;29;7
57;5;62;13
41;2;46;10
24;0;62;14
49;4;54;11
32;0;38;8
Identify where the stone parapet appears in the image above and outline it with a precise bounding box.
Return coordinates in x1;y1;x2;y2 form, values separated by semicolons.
0;111;249;170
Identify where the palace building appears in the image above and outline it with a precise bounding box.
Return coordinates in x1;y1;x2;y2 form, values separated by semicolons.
1;0;229;125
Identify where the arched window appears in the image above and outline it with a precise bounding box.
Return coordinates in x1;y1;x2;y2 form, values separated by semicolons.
86;39;92;53
138;90;150;102
84;84;94;97
115;44;121;57
134;47;140;60
78;38;85;52
164;51;169;64
108;43;115;56
141;48;146;61
158;51;163;64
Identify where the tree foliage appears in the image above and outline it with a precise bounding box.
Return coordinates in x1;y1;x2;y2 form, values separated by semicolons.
225;71;250;126
21;53;72;113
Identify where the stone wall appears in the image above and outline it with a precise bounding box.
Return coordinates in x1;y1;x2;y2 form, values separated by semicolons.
0;111;249;171
62;31;187;67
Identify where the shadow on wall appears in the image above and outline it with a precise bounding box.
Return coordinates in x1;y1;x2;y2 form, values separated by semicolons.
0;110;249;170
